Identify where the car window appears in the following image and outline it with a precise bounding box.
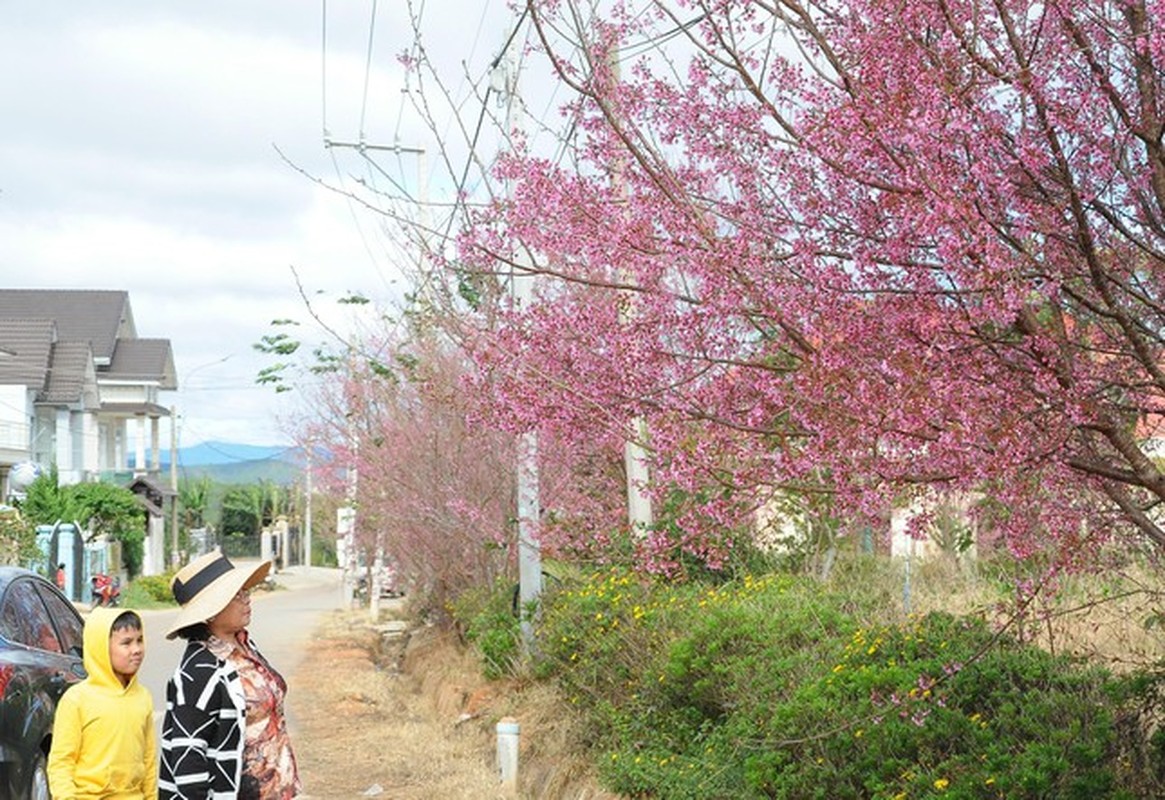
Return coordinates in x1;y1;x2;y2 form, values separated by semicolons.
35;583;83;655
0;578;63;653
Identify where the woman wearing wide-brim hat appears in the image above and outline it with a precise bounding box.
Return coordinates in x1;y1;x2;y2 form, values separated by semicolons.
158;550;300;799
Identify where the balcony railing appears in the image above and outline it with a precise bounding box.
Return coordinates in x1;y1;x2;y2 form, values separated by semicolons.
0;420;30;453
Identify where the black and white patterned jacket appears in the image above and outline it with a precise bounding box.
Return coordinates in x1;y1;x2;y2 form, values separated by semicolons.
159;640;248;799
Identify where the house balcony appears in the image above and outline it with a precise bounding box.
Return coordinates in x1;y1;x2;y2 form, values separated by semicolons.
0;419;31;465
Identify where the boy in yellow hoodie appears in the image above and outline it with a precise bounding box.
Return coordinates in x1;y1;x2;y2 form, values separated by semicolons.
48;607;158;799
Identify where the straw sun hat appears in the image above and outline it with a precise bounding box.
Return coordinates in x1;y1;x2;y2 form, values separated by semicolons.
166;550;271;639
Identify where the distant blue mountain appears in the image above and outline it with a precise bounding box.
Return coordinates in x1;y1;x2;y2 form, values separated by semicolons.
173;441;293;467
126;441;335;486
129;441;293;469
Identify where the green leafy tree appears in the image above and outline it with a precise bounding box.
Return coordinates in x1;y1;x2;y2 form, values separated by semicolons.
261;479;292;522
220;480;290;537
179;476;213;531
18;468;147;576
220;485;262;537
0;507;40;567
20;465;71;524
68;482;148;576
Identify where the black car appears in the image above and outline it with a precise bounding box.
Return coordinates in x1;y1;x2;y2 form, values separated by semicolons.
0;566;86;800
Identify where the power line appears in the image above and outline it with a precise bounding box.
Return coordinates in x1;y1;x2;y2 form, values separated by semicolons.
440;6;531;247
492;7;529;71
327;146;392;279
440;84;493;247
359;0;379;140
615;13;708;63
321;0;329;137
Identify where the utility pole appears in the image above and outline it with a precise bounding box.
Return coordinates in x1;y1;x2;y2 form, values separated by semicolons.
325;137;427;618
303;443;313;568
170;405;179;568
493;36;542;650
325;137;430;306
607;48;654;537
340;379;359;609
625;420;653;533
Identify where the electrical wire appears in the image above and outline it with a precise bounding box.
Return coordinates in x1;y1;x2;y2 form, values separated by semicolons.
439;84;493;248
331;151;392;271
439;7;531;247
615;14;709;64
310;2;536;350
321;0;329;138
492;7;529;72
359;0;379;141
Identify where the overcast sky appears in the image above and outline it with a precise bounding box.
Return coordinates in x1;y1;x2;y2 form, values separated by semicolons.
0;1;527;448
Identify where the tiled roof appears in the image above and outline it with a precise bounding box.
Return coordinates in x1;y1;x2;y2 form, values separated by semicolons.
109;338;177;389
0;318;54;387
128;474;177;497
128;475;177;517
0;289;134;363
43;341;96;404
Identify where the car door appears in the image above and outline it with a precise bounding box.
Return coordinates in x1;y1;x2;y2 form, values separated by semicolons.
0;575;85;799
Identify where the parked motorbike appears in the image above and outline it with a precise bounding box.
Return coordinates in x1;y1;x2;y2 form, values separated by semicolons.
90;573;121;608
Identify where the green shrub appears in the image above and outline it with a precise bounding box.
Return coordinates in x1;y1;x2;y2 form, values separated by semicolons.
537;566;695;711
126;572;177;607
732;613;1132;799
532;568;1165;799
452;583;522;680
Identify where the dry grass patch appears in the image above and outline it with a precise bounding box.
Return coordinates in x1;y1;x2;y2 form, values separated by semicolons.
290;609;619;800
291;610;503;799
871;556;1165;672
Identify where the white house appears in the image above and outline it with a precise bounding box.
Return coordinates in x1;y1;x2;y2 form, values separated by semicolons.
0;289;178;574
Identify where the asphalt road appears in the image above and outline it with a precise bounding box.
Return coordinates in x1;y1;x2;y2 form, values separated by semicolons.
135;565;346;735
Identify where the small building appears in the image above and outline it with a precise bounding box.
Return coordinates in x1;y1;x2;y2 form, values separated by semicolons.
128;474;178;576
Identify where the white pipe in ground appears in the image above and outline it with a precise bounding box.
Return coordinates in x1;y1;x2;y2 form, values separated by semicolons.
496;716;520;792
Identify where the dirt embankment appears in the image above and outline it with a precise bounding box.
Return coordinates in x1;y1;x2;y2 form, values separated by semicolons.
290;610;620;800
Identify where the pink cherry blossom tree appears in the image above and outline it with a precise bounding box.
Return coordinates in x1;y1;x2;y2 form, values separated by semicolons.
291;319;630;615
431;0;1165;572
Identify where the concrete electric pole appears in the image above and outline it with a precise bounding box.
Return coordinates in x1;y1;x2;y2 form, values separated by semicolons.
492;33;543;651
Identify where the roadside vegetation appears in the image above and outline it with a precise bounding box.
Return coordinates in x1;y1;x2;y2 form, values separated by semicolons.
123;571;178;609
0;466;325;591
16;466;147;575
247;0;1165;796
455;552;1165;799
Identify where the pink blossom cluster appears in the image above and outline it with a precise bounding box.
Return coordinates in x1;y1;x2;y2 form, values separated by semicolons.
439;0;1165;573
